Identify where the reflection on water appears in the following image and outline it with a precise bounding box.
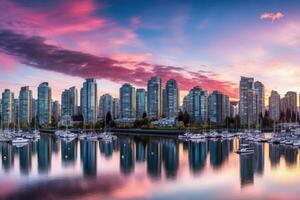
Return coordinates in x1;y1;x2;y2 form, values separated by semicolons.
1;133;300;199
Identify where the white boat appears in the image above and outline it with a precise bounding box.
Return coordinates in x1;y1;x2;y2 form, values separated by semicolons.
235;148;254;154
189;134;205;140
12;137;29;146
178;132;193;139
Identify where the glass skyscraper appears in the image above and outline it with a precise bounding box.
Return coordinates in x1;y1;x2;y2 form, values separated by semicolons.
1;89;14;126
120;83;136;119
147;77;162;119
136;88;147;119
165;79;179;118
189;86;208;124
19;86;32;126
61;86;78;118
81;79;98;125
99;93;113;120
38;82;52;126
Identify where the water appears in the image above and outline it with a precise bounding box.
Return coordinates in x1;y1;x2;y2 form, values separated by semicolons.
0;133;300;200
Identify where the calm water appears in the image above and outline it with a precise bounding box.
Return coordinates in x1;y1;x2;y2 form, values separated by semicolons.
0;133;300;200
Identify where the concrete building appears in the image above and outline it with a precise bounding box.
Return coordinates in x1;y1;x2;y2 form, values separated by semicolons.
254;81;265;117
189;86;208;124
239;76;257;126
136;89;147;119
61;87;78;118
1;89;14;126
112;98;120;119
38;82;52;126
52;101;61;124
99;93;113;120
81;79;98;125
165;79;179;118
147;77;162;119
19;86;32;126
208;91;230;124
120;83;136;119
269;90;280;121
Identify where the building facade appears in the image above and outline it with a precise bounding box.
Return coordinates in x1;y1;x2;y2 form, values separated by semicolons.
239;76;257;126
269;90;280;121
81;79;98;125
136;89;147;119
52;101;61;124
147;77;162;119
112;98;120;119
208;91;230;124
38;82;52;126
189;86;208;124
99;93;113;120
254;81;265;117
61;87;78;118
1;89;14;126
165;79;179;118
19;86;32;126
120;83;136;119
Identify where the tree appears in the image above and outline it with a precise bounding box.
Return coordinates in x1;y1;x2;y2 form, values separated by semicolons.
106;112;112;127
177;110;184;122
142;112;147;119
183;111;190;126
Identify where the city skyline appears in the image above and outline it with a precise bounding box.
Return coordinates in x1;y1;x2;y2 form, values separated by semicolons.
1;0;300;102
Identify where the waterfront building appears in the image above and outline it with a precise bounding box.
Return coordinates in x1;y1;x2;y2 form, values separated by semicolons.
112;98;120;119
254;81;265;117
31;99;38;121
182;94;191;114
147;77;162;119
1;89;14;126
99;93;113;120
120;83;136;119
52;101;61;124
162;88;167;117
189;86;208;124
269;90;280;122
239;76;257;126
13;99;19;127
38;82;52;126
81;79;98;125
280;91;297;121
19;86;32;126
61;87;78;118
165;79;179;118
136;89;147;119
208;91;230;124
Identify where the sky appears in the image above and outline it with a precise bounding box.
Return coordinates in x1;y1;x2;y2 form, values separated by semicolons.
0;0;300;103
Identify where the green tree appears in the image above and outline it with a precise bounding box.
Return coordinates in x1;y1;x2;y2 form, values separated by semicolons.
183;111;190;126
106;112;112;127
177;110;184;122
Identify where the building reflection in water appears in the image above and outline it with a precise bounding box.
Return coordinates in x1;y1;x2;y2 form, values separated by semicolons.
162;140;179;179
239;153;254;187
284;147;298;166
51;136;60;154
120;139;134;175
269;144;281;167
147;140;161;179
61;139;77;166
136;140;146;163
253;143;264;175
209;139;232;169
1;143;14;171
38;136;52;174
99;141;113;158
19;145;32;175
188;141;207;174
80;140;97;177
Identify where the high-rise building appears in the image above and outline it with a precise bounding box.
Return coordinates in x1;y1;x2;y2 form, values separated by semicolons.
31;99;38;120
182;94;191;114
52;101;61;123
38;82;52;126
112;98;120;119
81;79;98;125
136;89;147;119
120;83;136;119
239;76;257;126
280;91;297;121
13;99;19;127
147;77;162;119
254;81;265;117
208;91;230;124
230;101;239;117
1;89;14;126
99;93;113;120
165;79;179;118
269;90;280;121
189;86;208;124
61;87;78;118
19;86;32;126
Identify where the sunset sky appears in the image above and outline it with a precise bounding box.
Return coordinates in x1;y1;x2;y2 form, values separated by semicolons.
1;0;300;103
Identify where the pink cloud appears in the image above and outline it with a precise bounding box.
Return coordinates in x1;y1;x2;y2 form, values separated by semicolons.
260;12;284;22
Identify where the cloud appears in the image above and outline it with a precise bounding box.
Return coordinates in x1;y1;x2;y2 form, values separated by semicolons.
260;12;284;22
0;29;238;98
